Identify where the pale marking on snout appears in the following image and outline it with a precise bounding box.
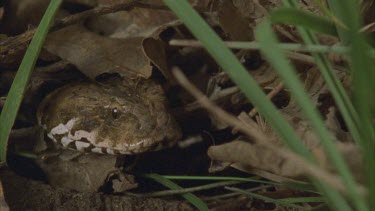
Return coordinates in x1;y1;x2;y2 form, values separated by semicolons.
92;147;104;154
61;137;74;147
75;141;91;151
49;118;76;135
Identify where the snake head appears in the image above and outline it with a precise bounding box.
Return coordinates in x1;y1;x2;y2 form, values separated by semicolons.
37;78;182;155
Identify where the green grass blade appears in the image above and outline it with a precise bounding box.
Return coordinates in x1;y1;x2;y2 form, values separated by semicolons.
327;0;361;44
255;19;368;211
278;197;326;203
143;174;208;211
0;0;63;163
161;175;316;192
350;35;375;211
270;8;337;36
279;3;365;209
226;187;315;210
327;0;375;209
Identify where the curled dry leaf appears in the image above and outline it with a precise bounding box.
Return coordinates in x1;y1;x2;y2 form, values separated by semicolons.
141;21;183;82
88;0;176;38
45;25;152;79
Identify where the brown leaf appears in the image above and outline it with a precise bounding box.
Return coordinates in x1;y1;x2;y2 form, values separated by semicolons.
45;25;152;79
142;20;184;82
208;139;306;178
88;0;176;38
218;0;254;41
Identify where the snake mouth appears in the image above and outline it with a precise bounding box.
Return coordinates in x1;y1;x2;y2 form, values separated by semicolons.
87;136;178;155
146;138;177;152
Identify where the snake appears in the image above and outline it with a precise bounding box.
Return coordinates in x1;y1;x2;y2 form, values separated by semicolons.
37;76;182;155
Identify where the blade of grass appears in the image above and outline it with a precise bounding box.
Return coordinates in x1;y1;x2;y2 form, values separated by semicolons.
255;19;368;211
350;33;375;211
226;187;315;210
326;0;361;43
280;2;366;209
327;1;375;208
143;173;208;211
170;39;375;57
162;1;351;210
0;0;63;163
278;197;326;203
161;175;316;193
270;8;337;36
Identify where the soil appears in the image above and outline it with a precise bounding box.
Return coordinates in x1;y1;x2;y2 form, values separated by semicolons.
0;168;194;211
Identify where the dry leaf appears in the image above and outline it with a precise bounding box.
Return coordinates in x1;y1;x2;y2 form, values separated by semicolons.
142;20;184;82
88;0;176;38
45;25;153;79
208;139;307;178
218;0;254;41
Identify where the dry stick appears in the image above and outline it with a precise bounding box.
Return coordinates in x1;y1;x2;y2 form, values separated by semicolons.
36;60;70;73
51;1;170;30
172;68;366;196
169;39;316;65
185;86;240;111
138;180;244;198
248;82;284;117
202;184;273;201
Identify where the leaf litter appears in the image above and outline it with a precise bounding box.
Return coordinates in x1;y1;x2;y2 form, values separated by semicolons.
0;0;370;210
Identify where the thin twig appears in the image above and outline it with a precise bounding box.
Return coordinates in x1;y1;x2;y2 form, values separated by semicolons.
169;39;353;54
185;86;240;111
138;180;244;197
36;60;71;73
248;82;284;117
51;1;170;30
172;68;366;196
202;184;273;201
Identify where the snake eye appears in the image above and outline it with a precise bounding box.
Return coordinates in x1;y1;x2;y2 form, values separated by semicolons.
112;107;119;119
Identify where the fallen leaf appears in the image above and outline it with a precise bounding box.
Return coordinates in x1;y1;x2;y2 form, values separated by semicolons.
45;25;153;79
87;0;176;38
142;20;184;82
217;0;254;41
